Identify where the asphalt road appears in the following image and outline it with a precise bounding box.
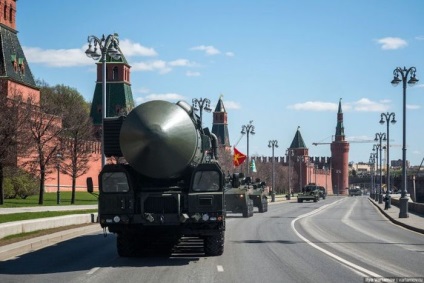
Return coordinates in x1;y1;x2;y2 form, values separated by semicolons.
0;196;423;283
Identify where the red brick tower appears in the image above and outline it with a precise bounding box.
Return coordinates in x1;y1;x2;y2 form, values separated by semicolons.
289;126;309;192
0;0;16;30
212;95;231;150
331;98;350;195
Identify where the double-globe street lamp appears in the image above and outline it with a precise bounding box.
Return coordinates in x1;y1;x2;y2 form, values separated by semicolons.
372;144;380;202
286;149;294;200
241;121;255;176
374;133;386;204
391;66;419;218
192;98;212;128
85;33;121;168
369;153;376;198
380;112;396;209
56;153;62;205
268;140;278;202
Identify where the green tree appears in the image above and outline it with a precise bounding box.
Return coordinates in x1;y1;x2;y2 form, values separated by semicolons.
0;87;32;205
25;82;63;205
40;82;96;204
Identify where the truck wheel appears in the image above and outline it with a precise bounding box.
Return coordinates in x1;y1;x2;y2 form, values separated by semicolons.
204;231;224;256
258;199;264;213
314;198;318;202
248;200;254;217
242;204;249;217
262;198;268;212
117;233;137;257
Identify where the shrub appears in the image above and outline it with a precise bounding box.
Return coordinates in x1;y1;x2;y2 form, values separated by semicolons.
4;167;39;199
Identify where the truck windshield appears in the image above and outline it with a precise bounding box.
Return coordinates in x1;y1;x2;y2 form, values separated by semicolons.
102;172;129;193
192;171;220;192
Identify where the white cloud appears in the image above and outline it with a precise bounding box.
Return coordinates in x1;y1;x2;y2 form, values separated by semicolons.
131;58;196;74
376;37;408;50
186;71;201;77
135;87;150;94
23;38;157;67
288;99;393;112
23;46;91;67
225;52;235;57
406;104;421;110
287;101;337;111
347;98;390;112
135;93;187;105
168;59;195;67
190;45;220;55
118;39;157;57
131;60;171;74
415;36;424;41
223;100;241;110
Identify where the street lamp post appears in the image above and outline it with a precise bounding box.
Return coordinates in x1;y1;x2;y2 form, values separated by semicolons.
380;112;396;209
286;149;294;200
391;66;419;218
268;140;278;202
297;156;307;193
85;33;121;168
192;97;212;128
56;153;62;205
373;145;381;201
241;121;255;176
369;153;376;198
375;133;386;204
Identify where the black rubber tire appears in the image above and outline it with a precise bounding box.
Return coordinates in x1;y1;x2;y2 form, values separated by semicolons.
117;233;137;257
242;204;249;217
248;200;254;217
204;232;224;256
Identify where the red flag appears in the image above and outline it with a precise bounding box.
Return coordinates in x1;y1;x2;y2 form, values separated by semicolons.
233;147;247;167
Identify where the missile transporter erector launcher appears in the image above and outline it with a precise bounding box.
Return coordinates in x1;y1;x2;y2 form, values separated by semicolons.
224;174;268;217
87;100;225;257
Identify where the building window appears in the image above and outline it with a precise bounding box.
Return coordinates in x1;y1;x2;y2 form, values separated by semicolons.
112;67;118;80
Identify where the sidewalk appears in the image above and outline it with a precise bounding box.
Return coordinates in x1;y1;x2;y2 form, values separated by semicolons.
368;197;424;234
0;204;97;215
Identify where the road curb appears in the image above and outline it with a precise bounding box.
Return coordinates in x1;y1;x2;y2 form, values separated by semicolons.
0;224;101;261
368;198;424;235
0;213;98;239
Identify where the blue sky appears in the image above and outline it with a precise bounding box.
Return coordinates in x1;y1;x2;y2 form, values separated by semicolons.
17;0;424;166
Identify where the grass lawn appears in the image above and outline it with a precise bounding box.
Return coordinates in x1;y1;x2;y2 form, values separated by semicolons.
2;191;98;207
0;209;98;224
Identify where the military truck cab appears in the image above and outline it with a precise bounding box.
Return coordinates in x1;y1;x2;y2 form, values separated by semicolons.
297;183;320;203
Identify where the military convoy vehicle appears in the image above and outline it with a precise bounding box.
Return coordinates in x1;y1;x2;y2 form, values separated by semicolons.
297;183;320;203
317;186;327;199
349;186;363;196
224;174;268;217
87;100;225;257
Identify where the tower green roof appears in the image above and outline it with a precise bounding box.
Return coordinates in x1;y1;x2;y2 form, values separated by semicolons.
289;126;307;149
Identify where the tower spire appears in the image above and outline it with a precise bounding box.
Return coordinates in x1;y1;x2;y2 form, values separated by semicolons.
212;96;231;149
335;98;345;141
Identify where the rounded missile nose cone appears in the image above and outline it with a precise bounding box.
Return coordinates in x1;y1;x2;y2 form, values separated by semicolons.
120;100;201;179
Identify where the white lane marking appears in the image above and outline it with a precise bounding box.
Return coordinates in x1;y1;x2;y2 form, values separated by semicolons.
217;265;224;272
291;200;383;278
87;267;100;275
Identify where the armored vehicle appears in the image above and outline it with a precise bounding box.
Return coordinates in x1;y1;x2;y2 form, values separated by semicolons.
297;184;320;203
224;175;268;217
349;187;362;196
317;186;327;199
87;100;225;257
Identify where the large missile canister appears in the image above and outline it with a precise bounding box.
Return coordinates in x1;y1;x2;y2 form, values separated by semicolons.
119;100;203;179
